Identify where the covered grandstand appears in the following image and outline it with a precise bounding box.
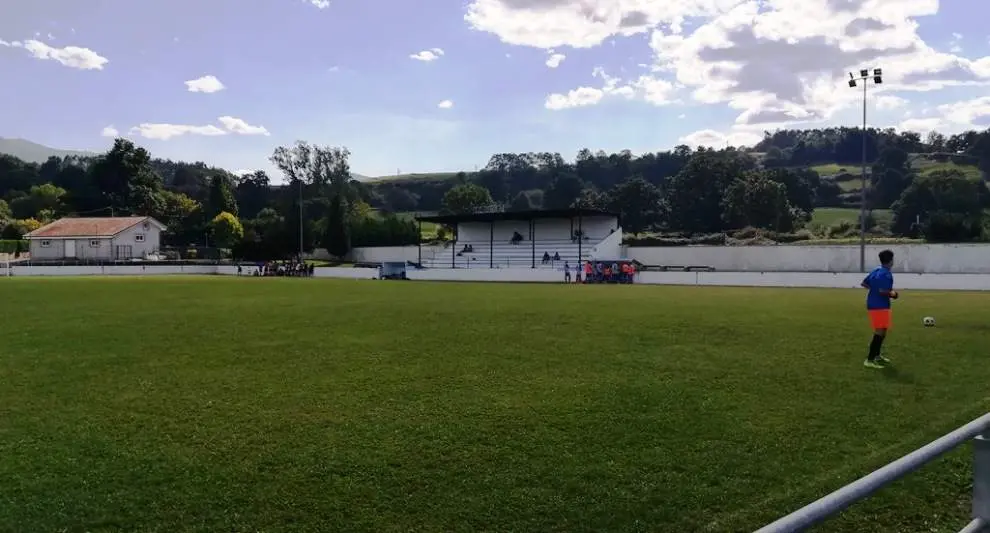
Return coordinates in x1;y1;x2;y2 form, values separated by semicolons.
415;208;622;269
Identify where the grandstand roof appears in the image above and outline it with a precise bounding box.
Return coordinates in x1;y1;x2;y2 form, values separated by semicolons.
416;208;618;224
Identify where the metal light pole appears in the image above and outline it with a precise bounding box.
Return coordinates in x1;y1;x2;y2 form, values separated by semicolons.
848;67;882;272
298;179;304;259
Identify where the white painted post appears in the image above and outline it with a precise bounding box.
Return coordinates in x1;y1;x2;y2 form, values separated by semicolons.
973;431;990;524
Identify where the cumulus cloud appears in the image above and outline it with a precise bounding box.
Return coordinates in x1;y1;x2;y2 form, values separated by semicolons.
875;95;908;110
129;116;269;140
185;75;225;93
217;116;270;135
678;128;763;149
899;95;990;133
100;125;119;137
129;123;227;141
897;117;943;133
466;0;990;125
545;66;674;109
1;38;108;69
437;99;454;108
546;50;566;68
307;0;330;8
410;48;444;61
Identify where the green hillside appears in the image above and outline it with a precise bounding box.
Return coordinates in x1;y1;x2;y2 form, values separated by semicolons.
364;172;469;184
812;155;983;195
370;156;982;188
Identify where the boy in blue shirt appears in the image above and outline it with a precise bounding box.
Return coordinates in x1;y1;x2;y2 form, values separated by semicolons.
861;249;898;369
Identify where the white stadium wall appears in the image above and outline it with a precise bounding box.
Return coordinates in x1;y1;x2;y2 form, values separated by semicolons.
5;264;990;290
7;265;220;276
347;245;444;264
350;242;990;273
624;243;990;274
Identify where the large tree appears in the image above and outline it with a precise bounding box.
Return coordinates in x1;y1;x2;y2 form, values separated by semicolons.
665;150;745;233
209;211;244;249
88;138;164;214
441;183;494;214
208;174;238;217
270;141;354;256
891;170;986;241
722;174;796;232
605;177;664;233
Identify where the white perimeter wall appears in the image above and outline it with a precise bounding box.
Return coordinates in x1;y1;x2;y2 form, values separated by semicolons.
625;243;990;274
6;264;990;290
347;245;445;263
457;217;618;243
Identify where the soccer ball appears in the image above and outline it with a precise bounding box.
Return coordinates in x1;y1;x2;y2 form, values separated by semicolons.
923;316;936;327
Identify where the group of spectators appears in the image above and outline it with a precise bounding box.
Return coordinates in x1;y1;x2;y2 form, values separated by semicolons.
561;260;637;284
238;260;315;277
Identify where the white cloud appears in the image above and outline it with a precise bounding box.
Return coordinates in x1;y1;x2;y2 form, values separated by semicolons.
100;125;119;137
937;96;990;126
129;116;269;140
678;128;762;149
897;117;943;133
949;32;963;53
875;95;908;110
184;75;225;93
466;0;990;125
896;95;990;133
1;38;108;70
410;48;444;61
546;87;605;109
217;116;270;135
545;66;675;109
437;99;454;109
546;50;566;68
307;0;330;8
129;123;227;141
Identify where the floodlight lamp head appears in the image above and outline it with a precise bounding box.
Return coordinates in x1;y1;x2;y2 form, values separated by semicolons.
848;79;857;88
874;76;882;84
860;69;869;77
874;68;882;76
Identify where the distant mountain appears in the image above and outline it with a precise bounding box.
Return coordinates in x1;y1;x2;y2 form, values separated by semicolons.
1;137;375;179
0;137;99;164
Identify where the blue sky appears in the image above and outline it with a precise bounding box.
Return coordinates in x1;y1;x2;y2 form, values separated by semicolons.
1;0;989;180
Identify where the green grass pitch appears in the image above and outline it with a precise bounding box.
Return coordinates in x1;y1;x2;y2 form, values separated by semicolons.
0;277;987;532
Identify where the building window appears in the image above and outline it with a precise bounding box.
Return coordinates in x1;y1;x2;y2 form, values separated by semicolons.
135;234;145;242
90;240;100;248
40;240;51;247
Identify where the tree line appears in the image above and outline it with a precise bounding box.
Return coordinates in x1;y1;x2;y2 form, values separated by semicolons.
0;127;988;260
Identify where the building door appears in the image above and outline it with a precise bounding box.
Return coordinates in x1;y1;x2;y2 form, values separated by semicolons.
64;239;76;258
115;245;132;259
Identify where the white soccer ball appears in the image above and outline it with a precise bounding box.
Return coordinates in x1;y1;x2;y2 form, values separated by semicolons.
923;316;936;327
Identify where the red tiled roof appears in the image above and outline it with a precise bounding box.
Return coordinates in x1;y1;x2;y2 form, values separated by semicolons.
25;217;160;239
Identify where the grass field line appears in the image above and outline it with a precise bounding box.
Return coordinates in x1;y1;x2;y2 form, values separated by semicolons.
702;399;990;530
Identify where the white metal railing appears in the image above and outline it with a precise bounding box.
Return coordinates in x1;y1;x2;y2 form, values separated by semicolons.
756;412;990;532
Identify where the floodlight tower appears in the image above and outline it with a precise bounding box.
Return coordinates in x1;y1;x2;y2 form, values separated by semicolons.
848;67;882;272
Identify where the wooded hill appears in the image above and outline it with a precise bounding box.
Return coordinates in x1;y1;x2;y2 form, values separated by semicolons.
1;127;988;259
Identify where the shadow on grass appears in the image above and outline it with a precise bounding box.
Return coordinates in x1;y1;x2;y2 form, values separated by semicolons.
881;365;916;384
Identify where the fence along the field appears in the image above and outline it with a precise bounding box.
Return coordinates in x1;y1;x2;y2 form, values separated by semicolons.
755;412;990;532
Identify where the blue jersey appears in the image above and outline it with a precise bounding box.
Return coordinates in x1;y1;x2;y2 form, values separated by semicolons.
863;266;894;309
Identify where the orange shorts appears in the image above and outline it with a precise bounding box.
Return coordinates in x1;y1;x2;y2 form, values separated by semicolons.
868;309;892;330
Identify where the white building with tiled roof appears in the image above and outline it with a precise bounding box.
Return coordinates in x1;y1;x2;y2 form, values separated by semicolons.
24;216;166;261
